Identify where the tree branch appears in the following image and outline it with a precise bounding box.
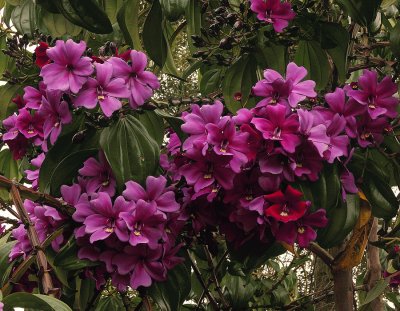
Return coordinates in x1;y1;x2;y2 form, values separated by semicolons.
307;242;334;268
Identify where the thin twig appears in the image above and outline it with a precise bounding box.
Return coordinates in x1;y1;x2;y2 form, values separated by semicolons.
187;249;220;310
307;242;334;268
10;184;58;296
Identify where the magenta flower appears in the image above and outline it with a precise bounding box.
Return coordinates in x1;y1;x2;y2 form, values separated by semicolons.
298;109;330;157
39;90;72;144
258;147;294;182
346;70;399;119
78;152;116;196
356;116;389;148
74;62;130;117
120;199;165;248
273;209;328;247
264;186;309;222
324;87;365;138
9;224;31;260
84;193;133;243
253;63;316;108
123;175;180;213
108;51;160;109
2;114;20;142
288;141;323;181
25;153;45;190
181;101;224;151
40;39;94;93
250;0;295;32
23;82;46;110
206;116;250;172
321;114;349;163
15;108;44;140
252;104;301;153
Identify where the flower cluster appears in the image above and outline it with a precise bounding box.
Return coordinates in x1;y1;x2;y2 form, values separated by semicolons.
249;0;296;32
2;39;160;160
162;63;399;249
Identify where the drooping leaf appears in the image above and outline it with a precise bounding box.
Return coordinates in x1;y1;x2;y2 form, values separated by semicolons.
3;293;72;311
11;0;37;37
0;241;17;288
0;83;21;121
54;238;98;271
160;0;189;21
185;0;202;52
319;22;350;83
117;0;142;50
99;0;124;24
133;110;165;146
154;109;187;143
100;115;160;191
336;0;381;28
390;22;400;58
222;274;255;309
40;10;82;37
148;262;191;311
0;148;22;181
294;40;330;90
200;68;223;95
359;278;389;308
223;54;258;114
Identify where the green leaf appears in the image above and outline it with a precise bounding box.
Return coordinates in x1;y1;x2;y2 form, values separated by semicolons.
359;278;389;308
222;274;255;309
95;295;124;311
154;109;187;143
3;293;72;311
99;0;124;24
54;238;98;271
99;115;160;191
0;241;17;287
160;0;188;21
223;54;258;114
294;40;330;90
0;83;21;121
336;0;381;28
0;149;22;181
185;0;202;52
200;68;223;95
40;10;82;37
74;277;95;311
148;262;191;311
39;123;100;195
133;110;165;146
0;36;15;78
319;22;350;83
390;22;400;58
256;43;288;73
52;0;113;34
10;0;37;37
117;0;142;50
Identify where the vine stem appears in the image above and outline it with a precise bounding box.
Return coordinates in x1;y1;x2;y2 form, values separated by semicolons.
10;184;58;296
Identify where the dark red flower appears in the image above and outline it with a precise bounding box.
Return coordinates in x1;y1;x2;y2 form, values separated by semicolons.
34;42;50;68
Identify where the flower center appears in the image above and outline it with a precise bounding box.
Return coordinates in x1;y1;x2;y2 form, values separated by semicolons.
272;127;282;139
280;203;290;217
361;132;371;140
220;139;229;153
66;64;74;71
298;227;305;234
102;179;110;186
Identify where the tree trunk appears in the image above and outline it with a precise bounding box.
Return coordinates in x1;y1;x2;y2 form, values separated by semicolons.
363;218;384;311
332;268;354;311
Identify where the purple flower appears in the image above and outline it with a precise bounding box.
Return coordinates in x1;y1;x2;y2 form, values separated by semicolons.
206;117;250;172
39;90;72;144
356;116;389;148
273;209;328;247
84;193;134;243
15;108;44;140
346;70;399;119
123;175;180;213
323;114;349;163
78;152;116;196
108;51;160;109
324;87;364;138
249;0;296;32
181;101;224;151
9;224;31;260
252;62;316;108
40;39;94;93
264;186;309;223
23;82;47;110
120;199;165;248
74;62;130;117
298;109;330;157
25;153;45;190
252;104;301;153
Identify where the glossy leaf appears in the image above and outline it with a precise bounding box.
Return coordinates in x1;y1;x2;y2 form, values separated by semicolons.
54;239;98;271
294;40;330;90
0;241;17;288
40;10;82;37
3;293;72;311
99;115;160;191
51;0;113;34
390;22;400;58
133;110;165;146
0;83;21;121
223;54;258;113
117;0;142;50
319;22;350;83
95;295;124;311
160;0;189;21
256;43;288;74
336;0;381;28
99;0;124;24
11;0;37;36
148;262;191;311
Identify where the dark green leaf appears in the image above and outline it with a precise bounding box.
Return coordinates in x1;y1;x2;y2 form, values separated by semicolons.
133;110;165;146
200;68;223;95
256;43;288;73
223;54;258;113
54;238;98;271
390;22;400;58
148;262;191;311
0;83;21;121
154;109;187;143
117;0;142;50
222;274;254;309
185;0;202;52
0;148;22;181
11;0;37;36
95;295;124;311
99;0;124;24
100;115;160;191
40;10;82;37
160;0;188;21
0;241;17;287
294;40;330;90
359;278;389;308
336;0;381;28
3;293;72;311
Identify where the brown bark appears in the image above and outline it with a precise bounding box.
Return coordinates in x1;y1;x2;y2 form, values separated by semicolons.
332;268;354;311
363;218;384;311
